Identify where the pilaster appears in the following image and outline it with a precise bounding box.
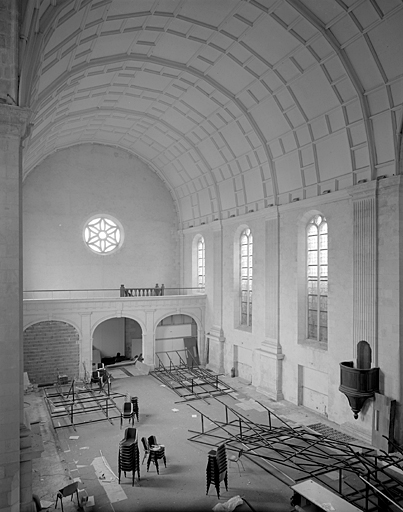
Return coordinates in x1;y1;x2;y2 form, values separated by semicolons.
80;313;92;378
253;213;284;399
349;182;377;362
206;326;225;374
0;102;32;512
204;222;226;373
143;310;155;368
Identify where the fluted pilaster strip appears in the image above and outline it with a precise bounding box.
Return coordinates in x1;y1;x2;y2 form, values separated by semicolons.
353;195;377;360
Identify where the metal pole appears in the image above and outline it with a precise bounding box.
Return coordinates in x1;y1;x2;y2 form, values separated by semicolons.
365;470;370;511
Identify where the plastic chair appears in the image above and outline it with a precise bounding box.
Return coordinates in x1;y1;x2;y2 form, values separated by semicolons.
131;396;139;422
147;443;166;474
91;370;101;389
141;437;150;465
228;449;245;474
55;481;79;511
120;401;134;428
120;427;137;447
148;435;157;447
118;428;140;485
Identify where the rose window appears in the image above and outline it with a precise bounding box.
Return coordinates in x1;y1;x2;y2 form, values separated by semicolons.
84;216;123;254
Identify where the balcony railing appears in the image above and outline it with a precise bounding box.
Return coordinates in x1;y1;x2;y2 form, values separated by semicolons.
23;285;206;300
121;284;205;297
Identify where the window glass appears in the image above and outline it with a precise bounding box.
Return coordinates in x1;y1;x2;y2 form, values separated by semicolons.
84;216;123;254
307;215;328;341
240;228;253;327
197;237;205;289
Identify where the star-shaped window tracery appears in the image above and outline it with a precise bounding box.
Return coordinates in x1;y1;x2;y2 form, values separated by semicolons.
84;217;122;254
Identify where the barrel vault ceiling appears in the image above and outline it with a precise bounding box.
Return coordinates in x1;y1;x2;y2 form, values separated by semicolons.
20;0;403;227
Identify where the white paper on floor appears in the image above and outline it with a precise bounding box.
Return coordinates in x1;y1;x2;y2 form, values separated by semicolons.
91;457;127;503
39;500;53;510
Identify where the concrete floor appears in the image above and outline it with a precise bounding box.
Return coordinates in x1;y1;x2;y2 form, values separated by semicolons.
25;368;362;512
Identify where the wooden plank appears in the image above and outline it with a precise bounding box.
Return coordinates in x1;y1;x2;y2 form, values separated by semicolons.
291;479;361;511
372;392;396;452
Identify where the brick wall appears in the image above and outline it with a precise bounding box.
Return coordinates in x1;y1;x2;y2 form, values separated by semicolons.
23;321;80;385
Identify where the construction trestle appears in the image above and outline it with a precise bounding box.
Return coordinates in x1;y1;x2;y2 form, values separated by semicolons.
188;396;403;512
150;349;237;403
43;376;127;431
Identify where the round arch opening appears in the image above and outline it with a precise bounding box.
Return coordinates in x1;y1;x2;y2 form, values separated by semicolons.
92;317;143;369
155;314;198;368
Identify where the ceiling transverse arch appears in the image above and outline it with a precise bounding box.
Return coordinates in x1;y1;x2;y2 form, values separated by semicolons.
20;0;403;228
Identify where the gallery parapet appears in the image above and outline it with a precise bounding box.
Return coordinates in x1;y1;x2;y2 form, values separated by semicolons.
120;283;164;297
120;284;206;297
23;285;206;300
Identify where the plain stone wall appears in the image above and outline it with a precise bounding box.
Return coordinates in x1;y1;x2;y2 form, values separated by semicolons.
181;180;403;442
23;143;180;291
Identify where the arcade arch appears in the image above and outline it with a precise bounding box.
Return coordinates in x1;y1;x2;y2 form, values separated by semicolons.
92;317;143;366
155;314;199;367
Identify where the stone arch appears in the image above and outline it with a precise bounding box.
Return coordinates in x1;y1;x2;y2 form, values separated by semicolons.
23;320;80;386
23;316;82;337
154;312;199;367
91;313;146;338
91;314;146;364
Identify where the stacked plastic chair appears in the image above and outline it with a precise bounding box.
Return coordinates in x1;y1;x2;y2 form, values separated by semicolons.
206;443;228;499
131;396;139;422
146;435;167;474
141;437;150;465
120;396;135;428
118;427;140;485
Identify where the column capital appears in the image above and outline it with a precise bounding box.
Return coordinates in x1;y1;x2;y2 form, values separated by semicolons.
0;104;32;137
348;180;377;201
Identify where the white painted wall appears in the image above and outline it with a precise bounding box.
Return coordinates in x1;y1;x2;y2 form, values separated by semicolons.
23;143;179;291
181;179;403;442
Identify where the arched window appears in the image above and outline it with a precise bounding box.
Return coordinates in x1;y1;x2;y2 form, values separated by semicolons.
240;228;253;327
307;215;328;342
197;236;205;290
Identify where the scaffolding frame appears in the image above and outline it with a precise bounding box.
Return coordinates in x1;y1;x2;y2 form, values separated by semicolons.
43;377;126;431
187;397;403;511
150;349;237;403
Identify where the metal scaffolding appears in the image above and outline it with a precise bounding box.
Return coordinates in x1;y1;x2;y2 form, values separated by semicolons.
187;397;403;511
43;377;126;431
150;349;237;403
